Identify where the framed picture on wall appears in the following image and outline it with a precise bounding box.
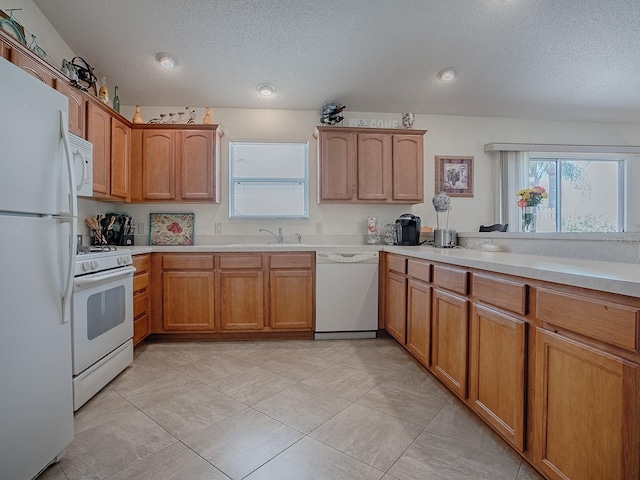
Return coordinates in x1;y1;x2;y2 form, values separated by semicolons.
435;156;474;197
149;213;195;245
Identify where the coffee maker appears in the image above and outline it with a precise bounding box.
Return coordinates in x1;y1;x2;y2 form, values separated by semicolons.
395;214;421;245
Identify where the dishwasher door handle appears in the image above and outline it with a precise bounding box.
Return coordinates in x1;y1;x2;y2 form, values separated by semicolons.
316;252;378;263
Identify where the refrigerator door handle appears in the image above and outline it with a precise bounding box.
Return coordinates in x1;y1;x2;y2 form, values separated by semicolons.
59;110;76;325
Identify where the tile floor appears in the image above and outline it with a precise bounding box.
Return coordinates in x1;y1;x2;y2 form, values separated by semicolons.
37;338;542;480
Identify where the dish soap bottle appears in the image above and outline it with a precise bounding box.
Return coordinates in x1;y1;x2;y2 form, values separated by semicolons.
112;86;120;113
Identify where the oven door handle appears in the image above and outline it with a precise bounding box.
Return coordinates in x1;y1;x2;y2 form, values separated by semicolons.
74;266;136;288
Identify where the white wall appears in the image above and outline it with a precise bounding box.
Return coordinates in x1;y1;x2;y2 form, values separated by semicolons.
6;0;74;69
107;105;640;244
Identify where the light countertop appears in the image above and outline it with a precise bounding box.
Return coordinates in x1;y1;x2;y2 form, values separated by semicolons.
125;244;640;297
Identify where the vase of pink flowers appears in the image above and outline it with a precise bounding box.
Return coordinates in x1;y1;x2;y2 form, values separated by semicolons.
517;186;548;232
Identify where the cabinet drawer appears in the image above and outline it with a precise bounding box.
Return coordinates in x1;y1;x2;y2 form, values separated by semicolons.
473;273;527;315
133;291;149;318
163;254;214;270
133;313;150;345
433;265;469;295
269;253;313;269
219;254;263;270
536;288;640;352
133;272;149;292
133;254;150;273
407;259;430;283
387;254;407;274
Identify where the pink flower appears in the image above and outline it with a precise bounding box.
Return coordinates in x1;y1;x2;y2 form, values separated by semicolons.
167;222;183;234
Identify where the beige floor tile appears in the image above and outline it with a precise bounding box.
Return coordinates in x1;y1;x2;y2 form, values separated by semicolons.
302;364;389;401
425;399;511;455
245;436;384;480
357;378;450;426
103;442;229;480
387;431;520;480
170;353;255;385
310;403;422;471
258;351;332;381
140;384;247;439
183;408;303;480
517;463;545;479
74;388;138;434
111;368;202;408
359;342;412;362
208;366;297;405
338;348;411;377
59;410;177;480
390;362;437;388
253;383;351;433
293;341;369;362
35;463;68;480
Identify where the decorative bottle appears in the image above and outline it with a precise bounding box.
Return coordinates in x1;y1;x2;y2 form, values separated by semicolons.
132;105;144;124
202;107;213;124
112;86;120;113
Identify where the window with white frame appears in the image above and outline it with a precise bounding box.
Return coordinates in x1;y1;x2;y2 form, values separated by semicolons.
229;141;309;219
527;154;625;232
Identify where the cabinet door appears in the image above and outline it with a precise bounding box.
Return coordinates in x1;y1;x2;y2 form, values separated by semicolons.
392;135;423;202
177;130;215;200
110;117;130;199
431;288;469;398
318;131;356;201
406;279;431;366
142;130;175;200
163;271;215;330
385;271;407;343
469;304;526;451
270;270;313;330
10;49;54;86
55;80;85;137
535;329;640;480
0;37;9;60
219;270;265;331
86;101;111;196
357;133;391;200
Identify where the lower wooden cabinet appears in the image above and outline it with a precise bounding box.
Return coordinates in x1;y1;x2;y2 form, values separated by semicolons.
385;271;407;343
161;254;216;331
535;329;639;480
132;254;151;345
469;304;526;451
218;255;265;331
152;252;314;335
406;278;431;366
431;288;470;398
269;253;314;331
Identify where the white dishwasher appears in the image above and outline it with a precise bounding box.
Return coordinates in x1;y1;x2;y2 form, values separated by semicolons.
315;251;379;339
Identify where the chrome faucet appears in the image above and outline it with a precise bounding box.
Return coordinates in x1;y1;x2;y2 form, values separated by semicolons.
295;233;302;244
259;227;283;243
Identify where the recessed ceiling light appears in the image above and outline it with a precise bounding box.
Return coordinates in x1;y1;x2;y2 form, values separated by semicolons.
437;68;456;81
156;53;176;69
257;83;275;96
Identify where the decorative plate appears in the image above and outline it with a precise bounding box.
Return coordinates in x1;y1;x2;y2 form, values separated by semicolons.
149;213;194;246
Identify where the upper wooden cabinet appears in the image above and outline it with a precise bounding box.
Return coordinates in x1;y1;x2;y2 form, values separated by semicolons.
86;100;111;196
85;99;129;200
10;48;55;86
314;126;426;204
0;36;9;59
130;124;222;203
54;79;85;137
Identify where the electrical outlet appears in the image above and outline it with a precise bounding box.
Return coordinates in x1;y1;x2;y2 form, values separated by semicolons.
137;222;146;234
356;222;364;234
315;222;323;235
215;222;222;234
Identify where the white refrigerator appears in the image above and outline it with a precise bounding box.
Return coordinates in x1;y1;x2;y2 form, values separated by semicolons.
0;58;76;479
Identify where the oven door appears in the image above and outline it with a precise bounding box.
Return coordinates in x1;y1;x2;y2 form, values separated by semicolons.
72;266;135;375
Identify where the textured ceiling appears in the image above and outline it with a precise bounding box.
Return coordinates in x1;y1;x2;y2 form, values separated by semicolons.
34;0;640;123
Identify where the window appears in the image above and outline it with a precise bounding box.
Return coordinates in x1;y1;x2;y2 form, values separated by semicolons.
229;142;309;219
528;155;625;232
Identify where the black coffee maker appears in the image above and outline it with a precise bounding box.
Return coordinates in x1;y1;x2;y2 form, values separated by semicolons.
395;214;421;245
